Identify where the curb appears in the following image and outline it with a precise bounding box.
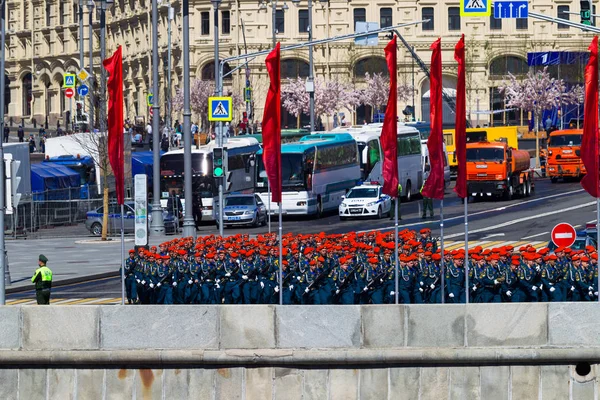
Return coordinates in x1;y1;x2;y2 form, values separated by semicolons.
6;270;119;294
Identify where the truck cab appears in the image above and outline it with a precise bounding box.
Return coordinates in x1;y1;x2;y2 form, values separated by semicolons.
546;129;584;183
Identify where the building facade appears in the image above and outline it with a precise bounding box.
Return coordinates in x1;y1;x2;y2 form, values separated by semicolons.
1;0;596;129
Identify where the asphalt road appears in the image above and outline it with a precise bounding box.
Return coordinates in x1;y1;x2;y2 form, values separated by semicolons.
5;177;596;302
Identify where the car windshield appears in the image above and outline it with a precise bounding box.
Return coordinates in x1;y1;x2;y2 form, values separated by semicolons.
548;237;593;251
466;148;504;162
548;134;582;147
225;197;254;206
346;188;378;198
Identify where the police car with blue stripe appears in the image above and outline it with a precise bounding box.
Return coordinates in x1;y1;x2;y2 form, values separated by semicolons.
216;193;267;228
339;182;392;220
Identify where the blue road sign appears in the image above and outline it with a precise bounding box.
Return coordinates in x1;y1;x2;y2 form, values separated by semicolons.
461;0;491;17
208;97;232;122
354;22;379;46
77;85;89;97
493;1;528;19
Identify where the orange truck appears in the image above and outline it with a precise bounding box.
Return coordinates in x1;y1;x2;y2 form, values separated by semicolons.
546;129;585;183
466;141;534;200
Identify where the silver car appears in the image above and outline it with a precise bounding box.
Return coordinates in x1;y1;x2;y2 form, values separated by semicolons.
216;194;267;228
85;201;177;236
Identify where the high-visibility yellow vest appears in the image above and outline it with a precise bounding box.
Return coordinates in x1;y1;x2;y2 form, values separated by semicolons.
32;266;53;283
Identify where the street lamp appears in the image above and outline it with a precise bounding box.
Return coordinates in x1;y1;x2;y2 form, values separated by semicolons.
259;0;289;48
0;0;7;304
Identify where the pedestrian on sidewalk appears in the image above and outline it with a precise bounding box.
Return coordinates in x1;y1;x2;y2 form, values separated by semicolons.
31;255;53;305
3;125;9;142
17;125;24;142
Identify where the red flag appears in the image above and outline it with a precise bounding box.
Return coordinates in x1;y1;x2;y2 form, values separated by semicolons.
103;46;124;204
262;43;282;203
381;36;398;197
422;38;445;200
453;34;467;199
581;36;599;198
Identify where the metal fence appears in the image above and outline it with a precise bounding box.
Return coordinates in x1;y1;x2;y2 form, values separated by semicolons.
5;186;115;239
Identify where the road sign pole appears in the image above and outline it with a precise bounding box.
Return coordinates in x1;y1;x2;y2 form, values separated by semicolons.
69;97;72;131
182;0;195;238
0;0;7;305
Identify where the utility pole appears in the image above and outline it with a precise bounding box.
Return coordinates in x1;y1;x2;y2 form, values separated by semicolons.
182;0;195;238
87;1;94;130
99;1;107;134
150;0;165;234
213;0;224;237
79;0;84;126
0;0;7;305
308;0;315;132
167;5;173;132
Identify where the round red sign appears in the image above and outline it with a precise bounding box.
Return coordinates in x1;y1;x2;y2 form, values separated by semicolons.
65;88;74;98
551;223;577;248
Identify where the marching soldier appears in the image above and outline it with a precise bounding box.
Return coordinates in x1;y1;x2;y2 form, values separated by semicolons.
123;249;138;304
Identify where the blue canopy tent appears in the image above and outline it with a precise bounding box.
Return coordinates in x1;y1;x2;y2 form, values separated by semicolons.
31;162;80;201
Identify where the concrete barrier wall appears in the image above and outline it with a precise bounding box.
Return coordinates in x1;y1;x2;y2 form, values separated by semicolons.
1;303;600;399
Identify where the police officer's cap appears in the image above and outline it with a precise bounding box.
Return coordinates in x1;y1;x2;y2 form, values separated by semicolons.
39;254;48;263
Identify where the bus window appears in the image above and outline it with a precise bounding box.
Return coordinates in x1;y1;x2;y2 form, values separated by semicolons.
443;133;454;146
466;130;487;143
366;139;381;178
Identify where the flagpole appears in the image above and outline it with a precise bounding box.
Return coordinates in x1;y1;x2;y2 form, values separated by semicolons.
268;182;272;233
464;197;469;304
440;199;445;304
394;199;399;304
597;196;599;302
120;204;125;305
278;202;283;305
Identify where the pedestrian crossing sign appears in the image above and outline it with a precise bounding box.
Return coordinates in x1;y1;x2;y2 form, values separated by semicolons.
209;97;233;122
63;74;76;88
460;0;491;16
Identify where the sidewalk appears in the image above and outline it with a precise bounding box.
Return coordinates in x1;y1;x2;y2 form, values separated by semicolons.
4;232;177;291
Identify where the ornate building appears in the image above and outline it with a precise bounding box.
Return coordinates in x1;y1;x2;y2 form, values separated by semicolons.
1;0;596;128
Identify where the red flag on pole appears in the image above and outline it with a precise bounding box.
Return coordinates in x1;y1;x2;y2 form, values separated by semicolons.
103;46;124;204
422;38;445;200
381;36;399;197
453;34;467;199
581;36;599;198
262;43;282;203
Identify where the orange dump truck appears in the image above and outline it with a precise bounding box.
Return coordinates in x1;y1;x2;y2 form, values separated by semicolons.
466;141;534;200
546;129;585;183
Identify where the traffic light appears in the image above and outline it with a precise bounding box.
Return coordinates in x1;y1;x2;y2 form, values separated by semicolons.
213;147;224;177
581;0;593;25
76;101;83;119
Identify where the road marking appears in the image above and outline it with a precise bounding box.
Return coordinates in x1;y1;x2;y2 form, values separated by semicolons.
444;201;596;239
574;225;582;229
482;233;505;239
6;298;34;305
358;189;588;234
522;232;549;240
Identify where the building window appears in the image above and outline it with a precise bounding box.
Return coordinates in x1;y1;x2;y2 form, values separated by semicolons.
448;7;460;31
46;2;51;26
276;9;285;34
353;57;388;78
490;14;502;30
23;73;32;116
422;8;434;31
59;1;64;25
354;8;366;31
516;18;527;30
73;3;78;24
380;8;392;28
281;59;310;79
489;56;528;79
557;6;569;30
201;61;233;81
222;11;230;34
299;9;309;33
201;12;209;35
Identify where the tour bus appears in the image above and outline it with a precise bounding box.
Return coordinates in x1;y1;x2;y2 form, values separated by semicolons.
403;122;450;189
160;137;260;221
246;129;310;144
255;133;360;217
341;124;426;201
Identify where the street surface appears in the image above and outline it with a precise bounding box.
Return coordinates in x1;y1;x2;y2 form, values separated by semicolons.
5;178;595;304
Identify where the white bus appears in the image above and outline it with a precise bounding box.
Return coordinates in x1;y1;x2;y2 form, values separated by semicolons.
255;133;361;217
160;137;260;221
405;122;451;189
341;125;425;201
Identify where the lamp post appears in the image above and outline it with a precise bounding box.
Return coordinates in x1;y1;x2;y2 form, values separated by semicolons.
212;0;223;237
181;0;195;238
87;1;95;130
0;0;7;304
150;0;165;234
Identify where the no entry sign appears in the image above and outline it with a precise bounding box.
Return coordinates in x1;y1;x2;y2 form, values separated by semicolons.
65;88;75;98
551;223;577;248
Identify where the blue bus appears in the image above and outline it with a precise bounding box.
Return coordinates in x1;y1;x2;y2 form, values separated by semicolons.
255;133;361;217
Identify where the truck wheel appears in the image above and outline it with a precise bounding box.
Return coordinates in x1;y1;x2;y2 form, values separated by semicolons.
504;185;513;201
405;182;412;202
550;177;558;184
525;179;531;197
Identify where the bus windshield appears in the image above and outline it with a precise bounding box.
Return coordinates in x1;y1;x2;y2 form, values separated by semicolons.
548;134;582;147
160;153;209;175
257;153;308;191
466;148;504;162
160;175;217;198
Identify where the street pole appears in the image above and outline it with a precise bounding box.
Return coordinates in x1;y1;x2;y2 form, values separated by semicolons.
167;5;173;132
99;2;106;134
0;0;7;305
79;0;84;124
150;0;165;234
308;0;315;132
88;2;94;130
213;0;224;237
411;46;415;121
182;0;195;238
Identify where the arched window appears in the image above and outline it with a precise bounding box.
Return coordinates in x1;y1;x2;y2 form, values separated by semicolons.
353;57;388;78
201;61;232;81
22;73;32;116
281;59;309;79
489;56;528;79
4;73;10;114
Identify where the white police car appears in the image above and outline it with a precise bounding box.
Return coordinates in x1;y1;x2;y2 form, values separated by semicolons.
339;183;392;220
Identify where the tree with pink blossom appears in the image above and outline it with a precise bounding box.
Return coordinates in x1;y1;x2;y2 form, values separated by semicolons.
357;73;414;121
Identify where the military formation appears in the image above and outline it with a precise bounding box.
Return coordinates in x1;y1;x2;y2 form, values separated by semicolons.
121;229;599;304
